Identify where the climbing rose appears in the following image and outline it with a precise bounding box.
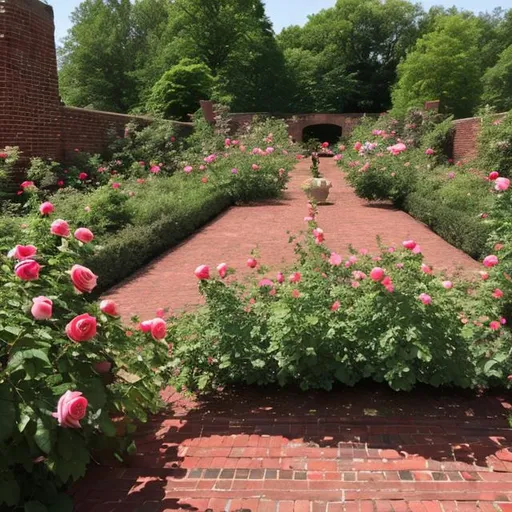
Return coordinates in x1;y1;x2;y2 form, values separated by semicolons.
217;263;228;279
489;171;499;181
442;281;453;289
419;293;432;305
100;300;119;317
402;240;416;250
70;264;98;293
247;258;258;269
31;296;53;320
50;219;70;237
66;313;97;342
194;265;210;280
495;177;510;191
15;260;41;281
483;255;499;268
370;267;385;282
39;202;55;215
493;289;504;299
10;244;37;260
331;301;341;312
150;318;167;340
289;272;301;283
74;228;94;244
329;252;342;266
52;391;88;429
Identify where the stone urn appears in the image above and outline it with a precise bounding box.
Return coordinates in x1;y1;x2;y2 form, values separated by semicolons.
302;177;332;204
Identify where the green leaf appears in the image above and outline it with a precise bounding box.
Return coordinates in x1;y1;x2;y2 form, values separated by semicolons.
25;501;48;512
306;315;319;326
8;349;51;371
18;405;34;433
34;418;52;454
48;494;73;512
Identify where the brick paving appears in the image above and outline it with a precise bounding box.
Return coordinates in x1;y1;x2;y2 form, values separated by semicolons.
104;157;479;321
72;158;508;511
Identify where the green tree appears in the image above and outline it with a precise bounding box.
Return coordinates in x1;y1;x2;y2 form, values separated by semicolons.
482;45;512;112
146;60;214;120
391;15;483;119
58;0;135;112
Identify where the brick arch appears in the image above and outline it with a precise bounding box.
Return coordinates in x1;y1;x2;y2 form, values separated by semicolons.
288;114;365;142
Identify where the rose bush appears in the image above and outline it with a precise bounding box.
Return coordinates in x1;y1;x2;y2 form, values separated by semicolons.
0;206;172;509
168;212;512;393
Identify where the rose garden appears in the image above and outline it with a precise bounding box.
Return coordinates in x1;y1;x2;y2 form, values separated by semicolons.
3;0;512;510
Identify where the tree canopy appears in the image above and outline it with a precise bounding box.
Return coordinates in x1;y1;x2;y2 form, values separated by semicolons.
58;0;512;119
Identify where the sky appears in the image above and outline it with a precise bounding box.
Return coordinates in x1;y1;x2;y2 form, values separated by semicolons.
48;0;512;43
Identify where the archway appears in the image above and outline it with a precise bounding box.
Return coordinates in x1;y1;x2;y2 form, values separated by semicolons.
302;124;342;145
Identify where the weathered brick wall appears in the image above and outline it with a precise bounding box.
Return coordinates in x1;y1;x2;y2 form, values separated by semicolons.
452;117;481;162
0;0;61;161
0;0;192;181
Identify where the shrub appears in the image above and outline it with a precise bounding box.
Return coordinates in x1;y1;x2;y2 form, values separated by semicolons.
26;158;61;189
169;219;512;393
0;146;22;199
0;210;171;509
478;108;512;177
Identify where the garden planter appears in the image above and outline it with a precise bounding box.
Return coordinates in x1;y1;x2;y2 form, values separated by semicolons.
302;177;332;203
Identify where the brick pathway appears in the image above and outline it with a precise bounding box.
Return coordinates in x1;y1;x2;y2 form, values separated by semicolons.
104;157;479;321
72;158;510;511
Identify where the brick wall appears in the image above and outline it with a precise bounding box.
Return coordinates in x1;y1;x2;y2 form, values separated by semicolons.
0;0;192;182
0;0;61;161
452;117;481;162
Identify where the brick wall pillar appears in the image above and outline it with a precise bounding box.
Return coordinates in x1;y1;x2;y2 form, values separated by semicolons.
0;0;62;162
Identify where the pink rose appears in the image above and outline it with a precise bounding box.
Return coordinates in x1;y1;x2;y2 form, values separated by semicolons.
74;228;94;244
15;260;41;281
100;300;119;316
277;272;284;284
139;320;153;332
495;177;510;191
329;252;342;266
247;258;258;269
331;301;341;312
112;182;120;189
39;202;55;215
70;264;98;293
217;263;228;279
194;265;210;280
289;272;301;283
419;293;432;305
259;278;274;287
442;281;453;289
78;172;88;181
489;171;499;181
483;255;499;268
31;296;53;320
66;313;97;342
370;267;385;282
10;244;37;260
50;219;70;237
402;240;416;250
52;390;88;428
21;180;35;189
354;142;362;151
490;321;501;331
184;166;193;174
421;264;432;274
493;289;504;299
480;271;490;280
150;318;167;340
156;308;165;318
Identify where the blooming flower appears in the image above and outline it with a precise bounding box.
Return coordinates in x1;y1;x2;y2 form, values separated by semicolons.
403;240;417;250
194;265;210;280
489;171;499;181
51;219;70;237
442;281;453;289
31;296;53;320
421;264;432;274
184;166;193;174
289;272;301;283
370;267;385;282
259;278;274;287
20;181;35;189
483;255;499;268
9;244;37;260
331;301;341;312
329;252;342;266
100;300;119;317
419;293;432;305
495;177;510;191
277;272;284;284
425;148;434;156
150;318;167;340
78;172;88;181
66;313;97;342
493;288;504;299
39;202;55;215
490;321;501;331
480;271;489;280
150;165;161;174
217;263;228;279
15;260;41;281
74;228;94;244
247;258;258;269
70;264;98;293
52;391;88;428
112;182;120;189
291;289;300;298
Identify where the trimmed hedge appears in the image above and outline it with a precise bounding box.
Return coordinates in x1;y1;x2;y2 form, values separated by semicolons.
85;189;232;292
